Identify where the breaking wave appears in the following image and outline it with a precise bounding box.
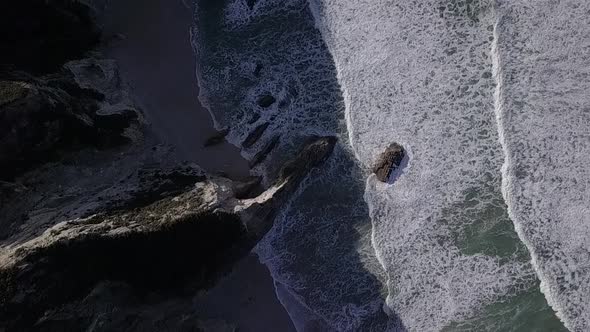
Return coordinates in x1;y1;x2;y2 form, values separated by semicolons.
190;0;587;330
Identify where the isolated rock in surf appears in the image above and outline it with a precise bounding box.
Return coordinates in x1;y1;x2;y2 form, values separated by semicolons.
242;122;270;148
372;143;406;183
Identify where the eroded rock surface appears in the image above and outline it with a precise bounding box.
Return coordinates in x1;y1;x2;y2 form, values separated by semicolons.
0;136;336;331
0;62;140;181
372;142;406;183
257;94;276;108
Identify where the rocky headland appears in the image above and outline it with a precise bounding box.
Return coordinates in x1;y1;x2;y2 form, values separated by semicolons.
0;1;336;330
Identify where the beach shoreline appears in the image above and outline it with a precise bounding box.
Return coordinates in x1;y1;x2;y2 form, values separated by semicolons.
95;0;295;330
98;0;250;180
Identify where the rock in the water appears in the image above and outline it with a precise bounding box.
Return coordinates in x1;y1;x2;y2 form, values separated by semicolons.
253;63;263;77
203;128;230;147
249;135;280;168
257;94;276;108
242;122;270;148
372;142;406;183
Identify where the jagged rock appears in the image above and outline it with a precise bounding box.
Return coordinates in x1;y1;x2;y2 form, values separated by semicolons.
0;0;100;74
249;135;280;168
116;166;207;209
372;142;406;183
0;60;140;181
0;136;337;331
203;128;230;147
257;95;276;108
253;63;263;77
0;81;29;107
247;112;261;124
242;122;269;148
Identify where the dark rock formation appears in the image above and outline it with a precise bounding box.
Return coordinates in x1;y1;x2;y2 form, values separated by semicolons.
0;61;140;181
0;136;336;331
257;94;276;108
242;122;270;148
247;112;261;124
203;128;230;147
0;1;339;330
249;135;281;168
253;63;263;77
372;143;406;183
0;0;99;74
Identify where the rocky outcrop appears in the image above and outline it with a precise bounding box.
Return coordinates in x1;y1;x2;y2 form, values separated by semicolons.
0;0;99;74
0;1;339;330
372;143;406;183
203;128;230;147
249;135;281;168
242;122;270;148
0;60;140;181
0;136;336;331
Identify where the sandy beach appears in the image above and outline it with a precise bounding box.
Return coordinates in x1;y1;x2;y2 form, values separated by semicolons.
94;0;295;330
99;0;249;180
194;254;296;331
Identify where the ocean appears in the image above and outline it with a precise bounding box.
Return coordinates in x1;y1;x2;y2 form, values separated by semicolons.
191;0;588;330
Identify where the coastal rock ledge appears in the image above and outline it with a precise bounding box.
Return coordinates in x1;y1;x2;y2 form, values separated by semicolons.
0;136;336;331
0;0;338;330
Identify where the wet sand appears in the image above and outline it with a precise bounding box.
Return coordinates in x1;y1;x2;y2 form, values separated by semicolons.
95;0;294;330
194;254;296;332
99;0;249;179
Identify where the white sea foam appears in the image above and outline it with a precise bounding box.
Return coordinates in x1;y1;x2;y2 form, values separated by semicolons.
223;0;300;30
492;1;590;330
308;0;546;330
192;0;567;330
193;2;395;329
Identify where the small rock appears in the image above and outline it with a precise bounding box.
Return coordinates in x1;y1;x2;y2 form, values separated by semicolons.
247;113;261;124
372;143;406;183
204;128;230;147
249;135;280;168
257;95;276;108
242;122;269;148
